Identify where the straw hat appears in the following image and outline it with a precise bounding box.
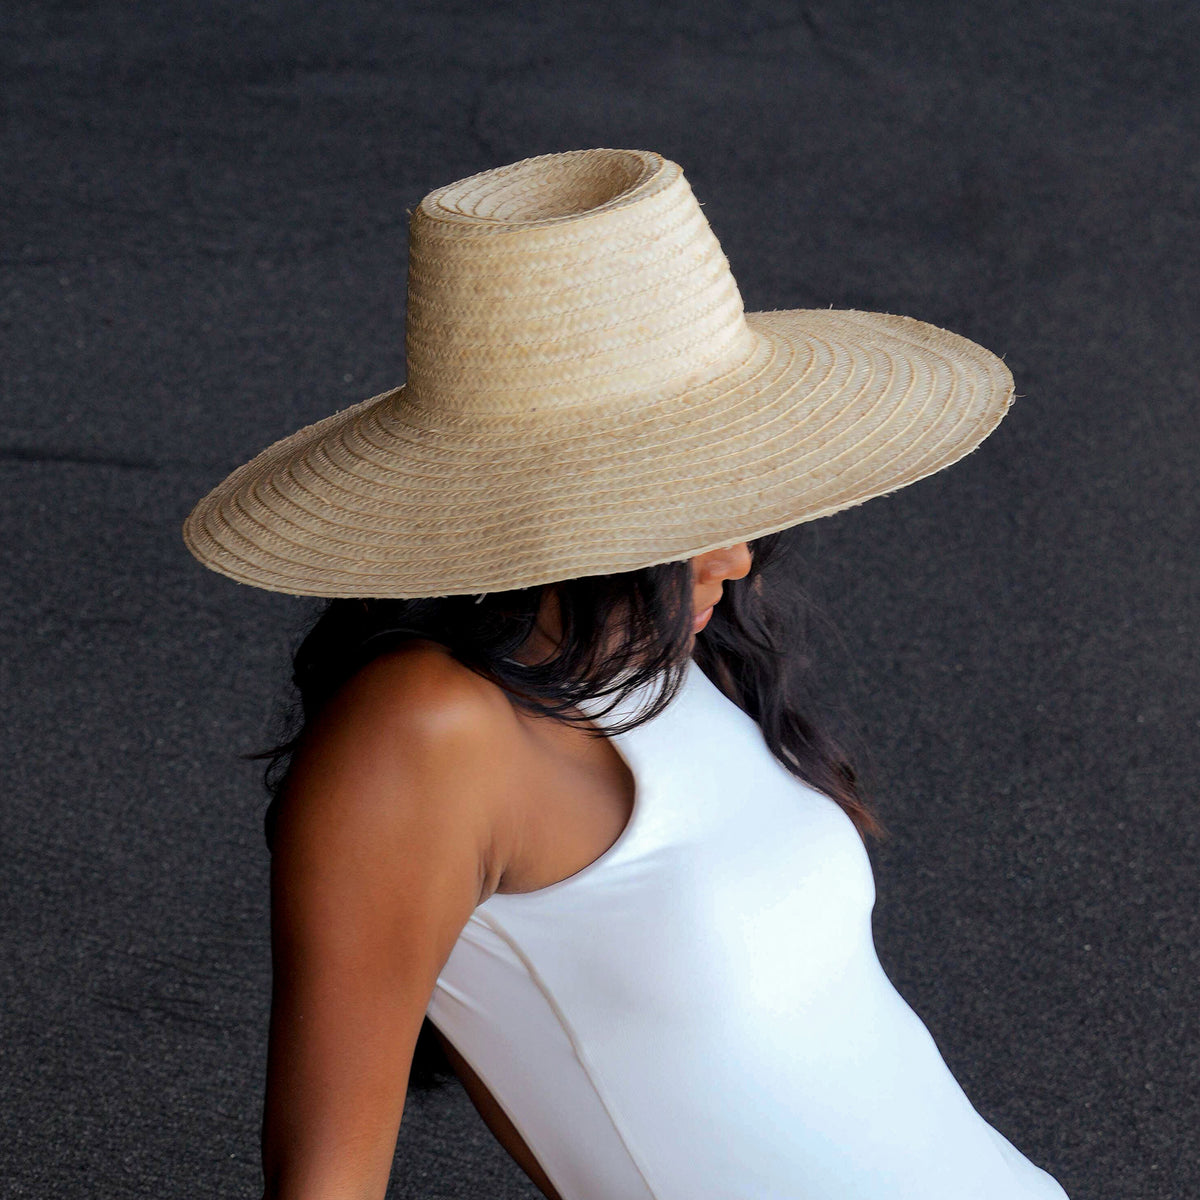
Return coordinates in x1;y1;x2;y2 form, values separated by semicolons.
182;148;1014;599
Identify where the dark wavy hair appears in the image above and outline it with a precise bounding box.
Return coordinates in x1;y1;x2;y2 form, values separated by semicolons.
246;527;883;1088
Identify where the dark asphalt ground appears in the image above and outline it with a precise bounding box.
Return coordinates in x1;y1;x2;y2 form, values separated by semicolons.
3;3;1197;1197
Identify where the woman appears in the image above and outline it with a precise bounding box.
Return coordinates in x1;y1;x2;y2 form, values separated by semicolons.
184;148;1070;1199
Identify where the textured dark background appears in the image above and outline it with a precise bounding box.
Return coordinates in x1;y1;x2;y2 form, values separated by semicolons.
3;2;1197;1197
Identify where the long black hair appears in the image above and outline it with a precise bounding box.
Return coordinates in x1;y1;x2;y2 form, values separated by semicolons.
246;527;883;1088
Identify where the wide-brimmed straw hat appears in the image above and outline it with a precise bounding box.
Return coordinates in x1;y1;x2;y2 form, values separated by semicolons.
182;147;1014;599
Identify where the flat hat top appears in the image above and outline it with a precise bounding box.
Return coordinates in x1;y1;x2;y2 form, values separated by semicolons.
182;148;1014;598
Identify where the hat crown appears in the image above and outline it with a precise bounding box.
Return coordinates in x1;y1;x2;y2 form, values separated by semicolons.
403;148;756;414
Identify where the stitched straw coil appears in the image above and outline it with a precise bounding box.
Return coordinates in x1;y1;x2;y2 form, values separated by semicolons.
182;148;1014;598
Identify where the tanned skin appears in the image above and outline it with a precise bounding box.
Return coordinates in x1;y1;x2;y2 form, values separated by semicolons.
260;544;752;1199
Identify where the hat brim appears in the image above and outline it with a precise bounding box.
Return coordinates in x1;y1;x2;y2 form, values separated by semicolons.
182;307;1013;598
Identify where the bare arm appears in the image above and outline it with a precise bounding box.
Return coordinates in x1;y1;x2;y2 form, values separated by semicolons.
260;647;516;1200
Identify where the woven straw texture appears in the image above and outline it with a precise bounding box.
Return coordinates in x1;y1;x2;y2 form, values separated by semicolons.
182;148;1014;598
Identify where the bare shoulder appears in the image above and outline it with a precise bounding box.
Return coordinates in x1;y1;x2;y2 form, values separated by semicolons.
326;634;511;721
260;641;524;1190
273;638;524;902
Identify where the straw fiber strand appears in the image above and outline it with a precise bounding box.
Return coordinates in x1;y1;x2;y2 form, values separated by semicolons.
182;150;1014;598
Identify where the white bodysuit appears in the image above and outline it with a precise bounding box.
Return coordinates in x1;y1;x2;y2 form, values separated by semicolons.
425;655;1070;1200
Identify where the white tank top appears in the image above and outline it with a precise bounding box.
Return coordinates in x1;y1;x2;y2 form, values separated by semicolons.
425;656;1070;1200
